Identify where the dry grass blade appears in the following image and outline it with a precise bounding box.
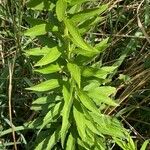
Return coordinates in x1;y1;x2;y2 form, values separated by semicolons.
137;0;150;44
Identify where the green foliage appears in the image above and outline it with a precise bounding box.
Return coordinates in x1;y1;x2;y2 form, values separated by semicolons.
22;0;136;149
2;0;150;149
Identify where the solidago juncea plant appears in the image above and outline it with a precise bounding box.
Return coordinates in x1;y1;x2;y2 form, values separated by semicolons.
24;0;136;149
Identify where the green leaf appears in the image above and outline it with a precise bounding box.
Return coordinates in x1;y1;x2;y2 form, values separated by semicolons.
85;119;103;137
83;80;100;91
78;91;100;115
70;4;108;23
77;138;90;150
113;134;136;150
90;113;126;138
34;64;61;74
94;136;106;150
82;66;117;79
26;79;60;92
66;0;93;5
46;128;61;150
64;19;98;54
24;46;51;56
67;63;81;88
61;84;73;147
27;0;53;11
56;0;67;21
34;47;61;66
25;17;46;26
24;23;58;37
140;140;150;150
35;128;60;150
66;133;75;150
95;37;109;52
32;96;47;105
24;23;47;37
39;102;62;133
73;100;86;139
87;86;118;106
78;16;104;35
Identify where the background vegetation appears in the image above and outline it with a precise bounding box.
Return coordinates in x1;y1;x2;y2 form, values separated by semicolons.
0;0;150;149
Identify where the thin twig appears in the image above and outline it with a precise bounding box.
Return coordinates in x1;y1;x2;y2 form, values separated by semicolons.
121;115;145;140
93;33;150;40
8;59;17;150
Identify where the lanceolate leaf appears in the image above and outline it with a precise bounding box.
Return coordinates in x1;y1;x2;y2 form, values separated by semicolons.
64;19;98;53
73;100;86;140
66;0;94;5
27;0;53;11
70;4;108;23
56;0;67;21
24;23;58;37
25;17;46;26
66;133;75;150
140;140;150;150
34;64;61;74
24;23;47;37
82;66;117;79
32;96;47;105
39;102;62;133
46;128;61;150
113;134;136;150
78;91;100;115
35;127;61;150
67;63;81;88
61;84;73;147
79;16;104;34
95;37;109;52
34;47;61;66
85;119;103;137
26;79;60;92
87;86;118;106
24;46;52;56
90;113;126;138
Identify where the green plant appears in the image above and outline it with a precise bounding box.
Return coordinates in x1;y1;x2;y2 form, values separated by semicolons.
1;0;150;150
22;0;138;149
